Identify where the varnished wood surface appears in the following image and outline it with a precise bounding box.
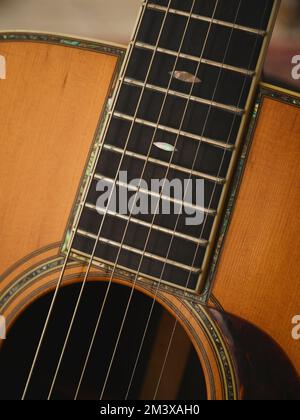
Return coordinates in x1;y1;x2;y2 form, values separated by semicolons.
0;243;232;400
213;95;300;375
0;41;118;277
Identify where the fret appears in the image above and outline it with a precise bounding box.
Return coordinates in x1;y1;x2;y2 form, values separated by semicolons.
75;230;201;273
84;203;208;246
92;175;218;216
83;189;215;242
82;198;215;243
134;41;255;76
71;246;201;290
126;47;253;108
148;0;274;31
112;111;235;150
102;143;225;184
115;85;241;144
136;8;263;70
104;117;233;178
123;77;245;115
94;150;224;210
146;3;267;36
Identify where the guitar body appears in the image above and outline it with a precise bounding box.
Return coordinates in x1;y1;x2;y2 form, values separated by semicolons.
0;30;299;400
0;37;120;278
212;86;300;384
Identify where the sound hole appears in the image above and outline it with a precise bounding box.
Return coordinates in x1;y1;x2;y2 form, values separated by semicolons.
0;282;207;400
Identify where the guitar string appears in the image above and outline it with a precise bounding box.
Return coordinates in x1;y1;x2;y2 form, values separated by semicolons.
22;0;268;400
72;0;210;400
152;0;272;400
97;0;223;401
45;0;178;399
20;0;154;400
95;0;225;400
124;0;241;399
28;0;268;400
125;0;244;399
77;0;268;396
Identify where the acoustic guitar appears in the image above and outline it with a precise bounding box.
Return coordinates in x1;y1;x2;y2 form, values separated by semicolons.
0;0;299;400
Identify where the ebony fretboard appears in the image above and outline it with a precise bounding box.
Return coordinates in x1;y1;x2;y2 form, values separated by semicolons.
71;0;278;292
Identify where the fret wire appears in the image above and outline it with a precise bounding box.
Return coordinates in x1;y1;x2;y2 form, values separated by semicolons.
146;3;267;36
75;230;201;273
123;77;245;114
134;41;255;76
85;202;208;246
112;111;235;150
70;248;202;287
93;173;217;216
103;143;226;184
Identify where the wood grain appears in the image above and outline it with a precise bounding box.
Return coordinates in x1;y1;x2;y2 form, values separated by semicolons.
213;96;300;375
0;41;117;276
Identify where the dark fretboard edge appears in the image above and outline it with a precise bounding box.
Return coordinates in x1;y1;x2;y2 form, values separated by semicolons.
198;0;282;294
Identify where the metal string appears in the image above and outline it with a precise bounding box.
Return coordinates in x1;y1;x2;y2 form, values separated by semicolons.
97;0;214;401
152;0;272;400
46;0;179;400
95;0;226;400
22;0;271;400
21;0;154;400
124;0;243;399
80;0;270;400
73;0;207;401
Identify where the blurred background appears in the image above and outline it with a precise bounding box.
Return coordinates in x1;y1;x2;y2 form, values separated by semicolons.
0;0;299;91
264;0;300;91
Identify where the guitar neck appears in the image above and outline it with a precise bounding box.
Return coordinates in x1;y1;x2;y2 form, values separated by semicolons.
69;0;281;295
